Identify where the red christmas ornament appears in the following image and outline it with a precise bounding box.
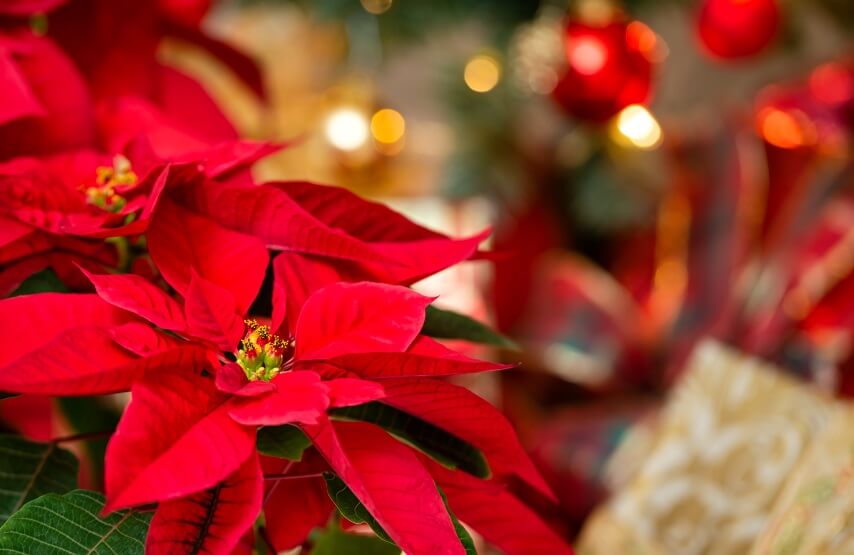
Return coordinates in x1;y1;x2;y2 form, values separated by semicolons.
552;18;656;123
696;0;780;60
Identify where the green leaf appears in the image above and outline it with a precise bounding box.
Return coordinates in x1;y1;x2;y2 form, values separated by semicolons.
0;490;150;554
256;424;311;461
323;475;475;554
311;526;400;555
323;473;393;544
422;305;518;349
9;269;68;297
58;397;120;489
0;435;78;525
330;402;490;479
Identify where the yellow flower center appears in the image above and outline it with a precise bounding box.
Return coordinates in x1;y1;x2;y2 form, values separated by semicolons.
83;155;138;213
237;319;294;381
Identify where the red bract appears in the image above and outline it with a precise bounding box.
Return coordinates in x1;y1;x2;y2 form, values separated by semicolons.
168;179;490;332
0;262;568;553
0;30;94;157
0;140;277;293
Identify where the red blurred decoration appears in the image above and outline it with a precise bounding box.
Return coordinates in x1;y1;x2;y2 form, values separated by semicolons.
552;18;656;123
696;0;780;60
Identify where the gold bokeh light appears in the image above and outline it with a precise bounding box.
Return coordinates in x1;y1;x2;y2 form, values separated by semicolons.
464;55;501;93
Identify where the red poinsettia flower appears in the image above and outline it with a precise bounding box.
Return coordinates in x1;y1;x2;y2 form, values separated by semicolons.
0;138;277;294
162;179;490;333
0;236;568;555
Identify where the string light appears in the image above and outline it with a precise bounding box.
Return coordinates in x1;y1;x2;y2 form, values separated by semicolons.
613;104;662;149
360;0;392;15
371;108;406;144
464;55;501;93
324;108;370;151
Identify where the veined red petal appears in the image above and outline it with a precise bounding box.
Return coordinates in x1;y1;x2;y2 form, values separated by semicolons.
271;181;489;283
172;181;396;265
271;250;360;335
0;34;94;158
149;199;268;313
295;282;430;361
270;181;448;243
324;378;385;407
0;255;49;296
147;453;263;555
305;418;464;555
0;215;34;249
0;293;136;368
184;273;245;351
328;336;512;379
429;461;574;555
110;322;184;356
379;379;557;502
83;269;187;331
227;371;329;426
0;327;141;395
264;476;333;552
105;370;255;512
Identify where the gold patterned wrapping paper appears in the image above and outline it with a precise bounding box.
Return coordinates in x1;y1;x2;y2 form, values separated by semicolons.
578;340;835;555
751;405;854;555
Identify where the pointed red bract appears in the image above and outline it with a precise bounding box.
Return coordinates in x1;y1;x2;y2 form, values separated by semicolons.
0;327;143;395
227;371;329;426
429;462;574;555
264;475;333;552
295;282;430;360
146;453;263;555
379;379;557;501
0;293;135;366
184;273;245;351
306;418;464;555
148;199;268;313
173;181;395;264
105;369;255;512
271;182;488;284
84;269;187;331
328;336;512;379
324;378;385;407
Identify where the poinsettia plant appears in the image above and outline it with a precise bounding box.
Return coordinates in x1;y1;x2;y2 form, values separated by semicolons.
0;0;574;553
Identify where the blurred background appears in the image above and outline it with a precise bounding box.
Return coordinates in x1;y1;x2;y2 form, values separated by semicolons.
164;0;853;550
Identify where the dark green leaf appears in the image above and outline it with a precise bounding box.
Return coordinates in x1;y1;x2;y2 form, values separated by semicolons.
9;269;68;297
0;490;150;553
58;397;120;489
330;402;490;479
323;473;393;544
422;305;518;349
257;424;311;461
0;435;78;525
311;526;400;555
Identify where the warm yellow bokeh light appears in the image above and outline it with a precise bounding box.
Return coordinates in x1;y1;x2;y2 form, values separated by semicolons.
360;0;392;15
464;55;501;93
371;108;406;144
614;104;662;149
324;108;370;151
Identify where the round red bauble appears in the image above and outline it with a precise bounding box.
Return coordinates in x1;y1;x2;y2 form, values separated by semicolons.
552;19;655;123
696;0;780;60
